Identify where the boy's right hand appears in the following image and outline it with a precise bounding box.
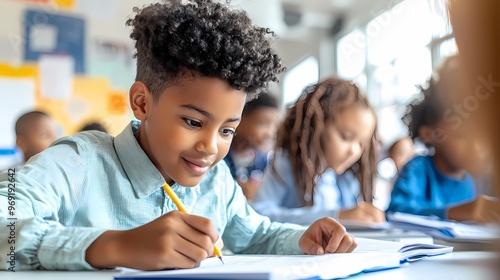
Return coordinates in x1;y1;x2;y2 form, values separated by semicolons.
338;202;386;223
85;210;221;270
448;195;500;223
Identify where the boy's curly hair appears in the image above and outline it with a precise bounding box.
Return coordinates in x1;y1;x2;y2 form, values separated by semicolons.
126;0;285;101
403;55;462;141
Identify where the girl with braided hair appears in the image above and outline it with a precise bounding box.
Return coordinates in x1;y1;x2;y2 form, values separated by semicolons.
252;76;385;225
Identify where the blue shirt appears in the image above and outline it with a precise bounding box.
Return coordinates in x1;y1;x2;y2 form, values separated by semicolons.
224;148;268;182
387;156;476;218
0;121;305;271
251;150;361;225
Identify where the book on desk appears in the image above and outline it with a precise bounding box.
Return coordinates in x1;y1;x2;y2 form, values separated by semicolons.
387;212;500;243
114;238;452;280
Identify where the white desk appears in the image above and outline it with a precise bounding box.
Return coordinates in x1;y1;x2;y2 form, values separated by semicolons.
1;252;498;280
350;251;499;279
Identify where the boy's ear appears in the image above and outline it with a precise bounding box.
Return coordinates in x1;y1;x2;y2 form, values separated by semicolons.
129;81;152;121
418;126;433;143
16;137;26;153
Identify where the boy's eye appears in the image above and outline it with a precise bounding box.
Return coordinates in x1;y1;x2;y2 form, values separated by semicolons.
221;128;236;137
184;118;202;128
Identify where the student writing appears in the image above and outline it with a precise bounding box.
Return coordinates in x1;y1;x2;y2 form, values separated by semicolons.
0;0;356;272
252;77;385;225
224;92;279;201
387;55;500;222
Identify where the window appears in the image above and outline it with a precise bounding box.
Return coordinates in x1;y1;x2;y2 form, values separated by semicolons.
337;29;366;79
282;56;319;106
438;37;458;63
367;0;432;67
336;0;454;147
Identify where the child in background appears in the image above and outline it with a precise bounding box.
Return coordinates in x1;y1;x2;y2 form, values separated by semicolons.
14;110;57;165
387;136;414;173
387;56;500;222
252;77;386;225
224;92;279;201
78;121;108;134
0;0;356;271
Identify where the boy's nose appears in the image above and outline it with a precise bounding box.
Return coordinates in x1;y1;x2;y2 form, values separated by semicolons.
195;132;218;155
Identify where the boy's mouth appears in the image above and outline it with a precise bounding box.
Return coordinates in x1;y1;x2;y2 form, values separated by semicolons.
183;158;212;176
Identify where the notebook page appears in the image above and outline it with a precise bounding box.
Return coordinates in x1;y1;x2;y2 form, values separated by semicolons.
116;253;401;280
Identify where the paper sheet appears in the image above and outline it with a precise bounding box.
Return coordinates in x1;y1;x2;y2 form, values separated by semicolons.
0;78;36;148
39;54;74;100
116;253;401;280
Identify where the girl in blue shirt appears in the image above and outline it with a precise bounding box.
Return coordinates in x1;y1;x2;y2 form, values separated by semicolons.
252;77;385;225
387;55;500;222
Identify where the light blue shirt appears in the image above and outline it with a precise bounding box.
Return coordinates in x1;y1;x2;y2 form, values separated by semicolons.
251;150;361;225
0;121;305;271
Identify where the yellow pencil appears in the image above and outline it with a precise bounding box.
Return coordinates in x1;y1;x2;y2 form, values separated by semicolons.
162;183;224;264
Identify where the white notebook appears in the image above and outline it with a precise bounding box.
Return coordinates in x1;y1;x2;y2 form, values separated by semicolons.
114;238;452;280
353;237;453;262
388;212;500;242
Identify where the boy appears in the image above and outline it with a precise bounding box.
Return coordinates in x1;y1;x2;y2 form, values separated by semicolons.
387;56;500;222
14;110;57;166
0;0;355;271
224;92;279;201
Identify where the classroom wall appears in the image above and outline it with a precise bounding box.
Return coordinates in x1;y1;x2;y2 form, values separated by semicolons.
0;0;387;170
0;0;157;169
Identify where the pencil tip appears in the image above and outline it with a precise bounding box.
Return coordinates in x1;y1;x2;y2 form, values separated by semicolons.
218;256;224;264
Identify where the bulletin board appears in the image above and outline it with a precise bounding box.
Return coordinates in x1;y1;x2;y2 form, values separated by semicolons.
23;9;85;73
0;62;131;146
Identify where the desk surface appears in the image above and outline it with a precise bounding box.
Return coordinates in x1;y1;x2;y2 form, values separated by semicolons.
351;251;499;280
1;252;498;280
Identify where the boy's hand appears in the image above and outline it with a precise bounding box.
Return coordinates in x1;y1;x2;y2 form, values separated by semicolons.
299;217;357;255
338;202;386;223
448;195;500;223
86;210;221;270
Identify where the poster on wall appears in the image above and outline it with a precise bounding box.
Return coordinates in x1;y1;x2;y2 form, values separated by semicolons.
0;78;36;149
23;9;85;73
39;54;74;100
13;0;75;9
88;39;135;91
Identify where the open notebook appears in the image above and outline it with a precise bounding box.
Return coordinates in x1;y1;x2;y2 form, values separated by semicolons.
353;237;452;262
114;238;452;280
388;212;500;242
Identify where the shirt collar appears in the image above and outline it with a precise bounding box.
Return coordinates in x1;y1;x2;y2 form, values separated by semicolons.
114;121;165;198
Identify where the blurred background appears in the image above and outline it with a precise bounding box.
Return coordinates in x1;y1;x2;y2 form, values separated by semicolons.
0;0;453;171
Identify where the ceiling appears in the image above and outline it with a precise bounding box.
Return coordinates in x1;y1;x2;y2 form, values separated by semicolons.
233;0;401;39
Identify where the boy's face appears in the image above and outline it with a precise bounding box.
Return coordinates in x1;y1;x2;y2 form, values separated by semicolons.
424;121;478;173
236;107;279;151
131;76;246;187
17;116;57;160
